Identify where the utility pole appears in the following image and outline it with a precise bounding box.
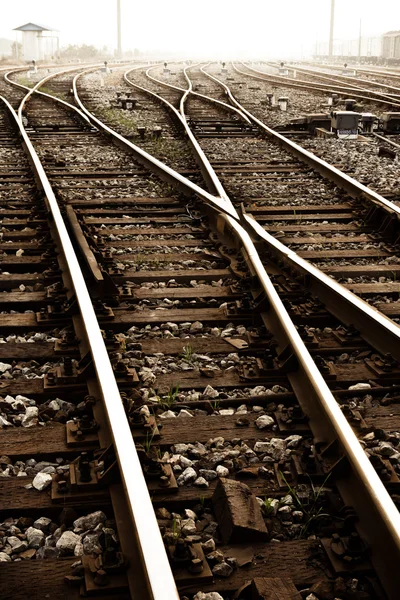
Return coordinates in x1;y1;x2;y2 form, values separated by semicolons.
328;0;335;58
358;18;362;59
117;0;122;59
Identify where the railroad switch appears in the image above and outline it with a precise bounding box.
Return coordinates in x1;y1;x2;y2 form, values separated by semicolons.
52;447;117;503
81;548;128;596
166;539;213;585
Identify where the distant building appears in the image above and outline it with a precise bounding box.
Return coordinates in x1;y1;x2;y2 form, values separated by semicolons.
13;22;58;62
0;38;12;57
382;30;400;59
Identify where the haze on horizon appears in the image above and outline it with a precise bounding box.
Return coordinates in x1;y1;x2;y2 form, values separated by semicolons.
0;0;399;59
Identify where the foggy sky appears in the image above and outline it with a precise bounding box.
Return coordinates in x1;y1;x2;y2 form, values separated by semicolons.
0;0;399;58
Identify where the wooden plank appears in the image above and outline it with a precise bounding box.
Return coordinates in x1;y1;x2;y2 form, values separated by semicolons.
0;477;110;514
140;336;245;355
298;249;390;259
113;251;225;263
182;540;329;594
70;196;179;206
321;264;400;276
0;292;47;305
97;227;201;236
0;558;130;600
250;213;354;222
249;203;352;213
158;413;281;445
251;577;302;599
0;342;60;360
114;268;232;283
154;370;288;392
0;422;85;458
0;274;46;290
111;307;238;326
106;239;209;248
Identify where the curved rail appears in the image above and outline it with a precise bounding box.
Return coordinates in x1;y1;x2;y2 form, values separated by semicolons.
236;62;400;108
1;82;180;600
72;66;238;219
282;62;400;97
10;61;400;598
127;63;400;597
212;64;400;217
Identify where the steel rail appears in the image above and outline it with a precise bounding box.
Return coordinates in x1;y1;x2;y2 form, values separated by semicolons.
1;87;180;600
125;66;226;200
72;67;238;219
145;63;252;123
5;62;239;220
208;64;400;218
125;63;400;597
124;64;400;597
282;62;400;96
5;65;99;125
138;63;400;358
309;62;400;80
20;61;400;596
236;62;400;108
247;61;400;103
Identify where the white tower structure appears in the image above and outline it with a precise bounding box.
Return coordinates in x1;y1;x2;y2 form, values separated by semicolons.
13;23;58;62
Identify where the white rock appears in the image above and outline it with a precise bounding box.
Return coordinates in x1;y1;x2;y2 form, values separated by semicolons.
73;511;106;532
184;509;197;520
216;465;229;477
181;518;197;536
286;435;303;449
7;536;28;553
32;472;52;491
348;383;371;391
219;408;235;416
21;406;39;428
194;477;209;487
254;441;271;453
160;410;176;419
26;527;45;548
33;517;51;531
173;443;189;454
177;467;197;486
56;530;81;552
0;552;11;562
376;442;395;457
180;456;193;468
201;538;216;554
193;593;224;600
255;415;274;429
190;321;203;333
178;409;193;418
0;362;11;373
203;385;219;398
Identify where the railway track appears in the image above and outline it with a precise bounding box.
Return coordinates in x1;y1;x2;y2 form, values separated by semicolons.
1;63;400;599
236;62;400;110
130;64;400;317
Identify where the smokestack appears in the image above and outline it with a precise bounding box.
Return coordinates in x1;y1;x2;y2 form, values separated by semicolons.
117;0;122;58
328;0;335;58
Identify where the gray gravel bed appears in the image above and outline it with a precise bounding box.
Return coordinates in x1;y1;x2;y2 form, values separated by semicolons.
0;510;117;560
